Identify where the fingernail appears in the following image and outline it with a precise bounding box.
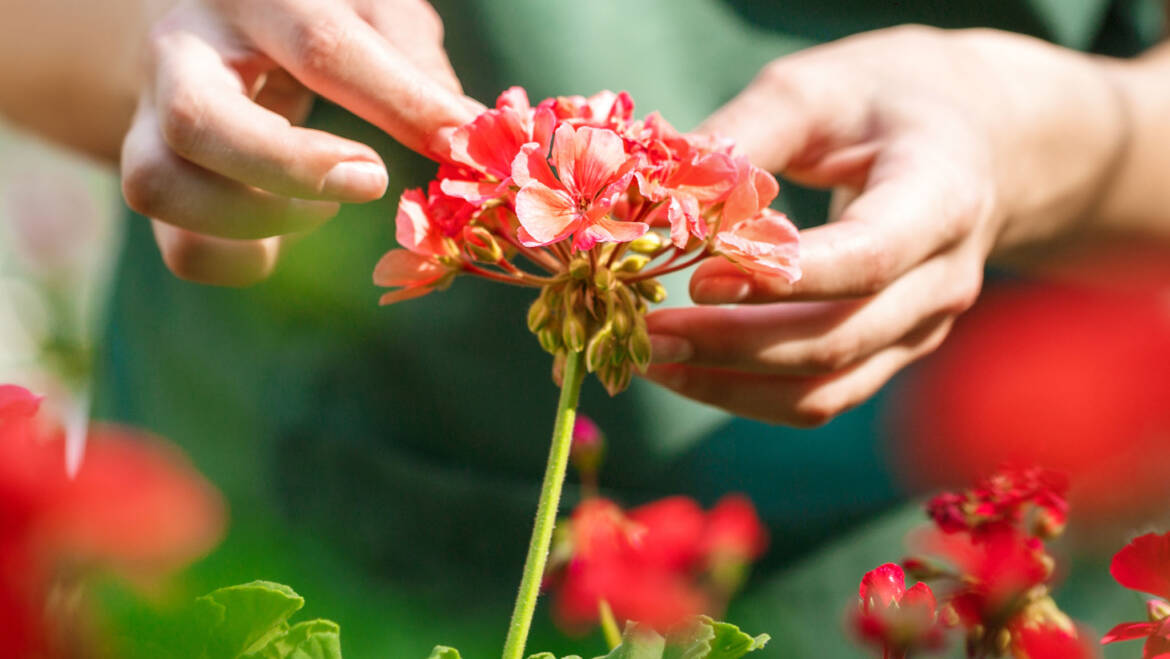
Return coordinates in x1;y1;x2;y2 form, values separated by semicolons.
692;276;751;304
650;335;693;364
321;161;388;201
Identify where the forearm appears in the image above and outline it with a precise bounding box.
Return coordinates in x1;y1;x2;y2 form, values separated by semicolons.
0;0;171;163
1096;43;1170;238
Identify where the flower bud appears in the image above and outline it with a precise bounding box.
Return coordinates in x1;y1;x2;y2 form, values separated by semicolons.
594;268;617;293
628;324;652;372
1148;599;1170;622
616;255;651;274
586;326;616;373
636;279;667;304
1031;508;1066;540
994;628;1012;655
611;307;632;339
598;361;632;396
571;414;606;481
538;326;562;354
465;226;503;263
629;232;664;254
569;255;591;280
562;313;588;353
527;296;552;333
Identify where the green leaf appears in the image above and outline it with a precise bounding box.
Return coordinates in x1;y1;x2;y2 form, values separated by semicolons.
598;624;666;659
527;654;582;659
662;618;768;659
427;646;462;659
197;581;306;657
243;620;342;659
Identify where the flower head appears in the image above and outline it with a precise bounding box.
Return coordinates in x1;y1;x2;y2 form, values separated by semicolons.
925;466;1068;540
853;563;942;659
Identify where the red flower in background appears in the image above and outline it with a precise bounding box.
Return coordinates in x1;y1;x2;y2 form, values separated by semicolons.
1102;532;1170;658
853;563;942;659
0;384;225;657
925;466;1067;539
548;494;767;634
1014;624;1099;659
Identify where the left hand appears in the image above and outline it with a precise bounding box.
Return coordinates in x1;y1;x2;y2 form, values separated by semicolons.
640;26;1129;426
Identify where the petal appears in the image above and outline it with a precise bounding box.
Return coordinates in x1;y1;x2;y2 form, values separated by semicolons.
1102;621;1157;644
378;286;435;305
394;189;438;255
373;249;448;288
0;385;42;421
515;182;579;246
713;210;802;282
552;125;630;199
450;108;529;179
901;582;937;617
673;152;737;202
496;86;531;114
859;564;906;611
439;178;509;205
511;142;559;190
576;217;649;251
1113;533;1170;600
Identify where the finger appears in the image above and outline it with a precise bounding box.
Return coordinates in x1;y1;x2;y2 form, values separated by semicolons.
252;69;315;124
693;141;986;303
152;29;388;202
363;2;465;95
648;253;980;375
122;102;339;240
231;0;478;157
152;221;281;287
698;51;873;175
642;318;952;427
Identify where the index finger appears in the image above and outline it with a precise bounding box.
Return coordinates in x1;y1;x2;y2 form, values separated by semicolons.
232;0;478;158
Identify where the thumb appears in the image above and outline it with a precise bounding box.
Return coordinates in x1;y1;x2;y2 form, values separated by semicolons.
698;56;873;182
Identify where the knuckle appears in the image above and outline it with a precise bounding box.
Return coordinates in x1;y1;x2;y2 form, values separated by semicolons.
844;236;898;295
121;159;164;217
790;395;841;428
290;17;348;75
804;336;856;373
158;84;209;157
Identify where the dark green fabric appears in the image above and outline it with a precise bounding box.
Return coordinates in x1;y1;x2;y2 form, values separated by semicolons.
94;1;1161;657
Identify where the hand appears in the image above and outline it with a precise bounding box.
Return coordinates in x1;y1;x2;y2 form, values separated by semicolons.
120;0;481;286
643;26;1128;426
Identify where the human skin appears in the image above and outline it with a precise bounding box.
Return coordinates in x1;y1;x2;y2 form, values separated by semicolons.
0;0;479;286
643;26;1170;426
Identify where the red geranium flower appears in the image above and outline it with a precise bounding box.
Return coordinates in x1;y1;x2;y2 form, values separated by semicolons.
1102;532;1170;658
0;384;225;657
1014;624;1099;659
853;563;942;659
925;466;1068;540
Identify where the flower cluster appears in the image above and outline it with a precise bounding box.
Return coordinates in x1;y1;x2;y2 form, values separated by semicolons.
548;494;767;634
0;385;224;657
854;466;1093;659
925;466;1068;540
374;88;800;394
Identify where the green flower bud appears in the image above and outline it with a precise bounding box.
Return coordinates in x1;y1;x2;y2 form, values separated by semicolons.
629;232;665;254
616;255;651;273
465;226;503;263
527;296;552;333
598;361;632;396
562;313;587;353
628;324;652;372
585;326;616;373
593;268;617;293
611;308;632;339
538;326;562;354
569;255;591;280
636;278;668;304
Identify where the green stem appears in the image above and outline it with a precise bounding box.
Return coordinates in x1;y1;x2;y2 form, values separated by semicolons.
501;350;586;659
598;600;622;651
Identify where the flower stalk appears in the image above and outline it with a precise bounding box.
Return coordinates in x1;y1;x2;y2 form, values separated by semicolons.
501;349;586;659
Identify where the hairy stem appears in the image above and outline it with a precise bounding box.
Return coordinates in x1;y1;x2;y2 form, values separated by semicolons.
501;350;586;659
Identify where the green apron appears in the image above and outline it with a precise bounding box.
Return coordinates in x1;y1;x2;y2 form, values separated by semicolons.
94;1;1161;656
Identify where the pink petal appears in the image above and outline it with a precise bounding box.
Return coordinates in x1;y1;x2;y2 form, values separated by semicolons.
496;86;531;114
394;189;440;256
713;210;801;282
438;178;509;205
511;142;560;190
859;563;906;611
552;125;631;200
722;159;780;225
515;182;579;246
372;249;447;288
378;287;435;305
666;196;701;249
0;385;42;420
1102;621;1157;644
1113;533;1170;600
673;152;737;202
901;582;937;615
575;217;649;251
450;107;530;179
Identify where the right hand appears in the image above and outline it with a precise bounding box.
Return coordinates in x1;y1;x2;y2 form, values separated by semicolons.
121;0;481;286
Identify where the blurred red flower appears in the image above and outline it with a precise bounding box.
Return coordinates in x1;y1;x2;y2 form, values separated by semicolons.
852;563;942;659
0;384;225;657
1014;624;1099;659
925;466;1067;539
1102;532;1170;658
549;494;766;633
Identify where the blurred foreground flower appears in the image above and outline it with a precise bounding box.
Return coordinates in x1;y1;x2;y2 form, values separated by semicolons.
548;494;767;635
0;384;225;657
853;563;942;659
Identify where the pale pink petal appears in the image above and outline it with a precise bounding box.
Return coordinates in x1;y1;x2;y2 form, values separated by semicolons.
533;107;556;152
496;86;531;114
378;287;435;305
373;249;448;288
450;109;529;179
439;178;509;205
674;152;737;202
714;210;801;282
722;158;780;225
394;189;441;256
574;216;649;251
552;125;631;200
515;182;579;246
1101;621;1156;644
666;195;702;249
1112;533;1170;600
511;142;559;190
